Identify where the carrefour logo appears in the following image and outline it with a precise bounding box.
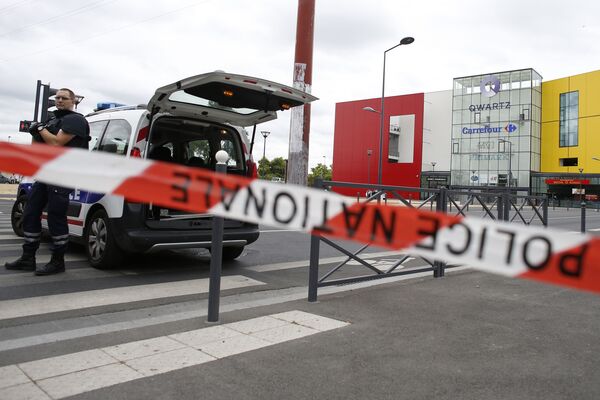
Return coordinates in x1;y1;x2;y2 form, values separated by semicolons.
480;75;501;98
462;124;518;135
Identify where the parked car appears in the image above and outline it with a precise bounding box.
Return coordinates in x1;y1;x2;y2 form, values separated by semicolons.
11;71;317;268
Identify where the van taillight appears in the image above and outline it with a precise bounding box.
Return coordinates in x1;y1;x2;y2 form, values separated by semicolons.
130;147;142;158
247;160;258;179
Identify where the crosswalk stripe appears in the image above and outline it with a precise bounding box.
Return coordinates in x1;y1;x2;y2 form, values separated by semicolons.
0;253;88;266
0;268;120;288
247;250;405;272
0;275;265;321
0;311;348;399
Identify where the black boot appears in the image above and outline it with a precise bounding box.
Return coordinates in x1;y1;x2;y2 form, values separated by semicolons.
35;253;65;276
5;253;36;271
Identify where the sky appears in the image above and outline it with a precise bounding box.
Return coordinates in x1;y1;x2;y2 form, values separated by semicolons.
1;0;600;169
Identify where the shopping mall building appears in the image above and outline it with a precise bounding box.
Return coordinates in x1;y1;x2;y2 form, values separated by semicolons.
332;68;600;201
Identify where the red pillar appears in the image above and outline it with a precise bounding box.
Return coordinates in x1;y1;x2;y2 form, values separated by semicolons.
287;0;315;186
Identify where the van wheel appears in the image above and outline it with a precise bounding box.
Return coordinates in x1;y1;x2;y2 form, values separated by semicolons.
11;195;27;237
85;209;124;269
222;246;244;261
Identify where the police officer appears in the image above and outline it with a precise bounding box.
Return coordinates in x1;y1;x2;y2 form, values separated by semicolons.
5;88;89;275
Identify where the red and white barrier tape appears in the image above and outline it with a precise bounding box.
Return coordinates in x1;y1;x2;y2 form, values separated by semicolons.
1;142;599;295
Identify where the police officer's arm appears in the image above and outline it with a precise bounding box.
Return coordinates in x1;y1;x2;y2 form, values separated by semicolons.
39;128;74;146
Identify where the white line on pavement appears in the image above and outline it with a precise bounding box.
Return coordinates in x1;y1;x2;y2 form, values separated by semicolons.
0;253;88;266
0;275;265;321
247;250;407;272
0;266;471;352
259;229;302;233
0;311;349;399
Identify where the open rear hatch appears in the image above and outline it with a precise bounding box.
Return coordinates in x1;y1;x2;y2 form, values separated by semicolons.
147;71;318;126
143;71;317;229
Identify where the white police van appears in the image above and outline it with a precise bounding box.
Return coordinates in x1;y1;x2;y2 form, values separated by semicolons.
11;71;317;269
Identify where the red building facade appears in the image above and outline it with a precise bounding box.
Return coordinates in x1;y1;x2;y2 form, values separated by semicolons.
332;93;425;196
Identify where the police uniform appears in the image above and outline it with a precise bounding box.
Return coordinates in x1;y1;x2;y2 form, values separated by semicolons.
7;109;89;275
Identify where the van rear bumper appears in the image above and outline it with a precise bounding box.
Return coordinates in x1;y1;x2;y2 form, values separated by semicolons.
111;221;260;253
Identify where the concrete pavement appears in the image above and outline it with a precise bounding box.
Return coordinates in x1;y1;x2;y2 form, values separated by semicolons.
12;268;597;400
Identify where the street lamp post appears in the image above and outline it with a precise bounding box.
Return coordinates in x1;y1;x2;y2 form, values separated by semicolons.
363;37;414;185
579;168;584;201
261;131;270;160
367;149;373;184
431;161;437;172
499;139;512;188
579;167;586;232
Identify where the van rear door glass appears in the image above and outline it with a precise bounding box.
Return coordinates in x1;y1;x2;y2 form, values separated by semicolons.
220;139;240;167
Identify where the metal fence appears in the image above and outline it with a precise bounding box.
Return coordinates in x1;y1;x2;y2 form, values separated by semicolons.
307;180;549;302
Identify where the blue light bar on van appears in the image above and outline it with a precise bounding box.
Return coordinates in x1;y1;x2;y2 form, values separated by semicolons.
95;102;127;111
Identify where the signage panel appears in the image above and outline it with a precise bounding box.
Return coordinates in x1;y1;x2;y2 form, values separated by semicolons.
545;179;590;185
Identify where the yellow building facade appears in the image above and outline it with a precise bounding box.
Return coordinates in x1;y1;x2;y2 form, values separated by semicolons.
541;70;600;174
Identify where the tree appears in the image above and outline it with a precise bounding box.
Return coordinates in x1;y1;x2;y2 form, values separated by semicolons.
258;157;271;179
308;163;332;186
270;157;287;179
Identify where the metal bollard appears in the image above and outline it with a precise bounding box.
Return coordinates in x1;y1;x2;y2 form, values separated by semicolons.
308;234;321;302
433;260;445;278
207;150;228;322
581;201;587;233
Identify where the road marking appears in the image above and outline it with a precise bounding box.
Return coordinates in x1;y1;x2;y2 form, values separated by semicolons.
346;257;415;267
247;250;407;272
0;275;265;321
0;311;348;399
0;234;19;240
259;229;302;233
0;266;119;288
0;267;471;352
0;253;88;266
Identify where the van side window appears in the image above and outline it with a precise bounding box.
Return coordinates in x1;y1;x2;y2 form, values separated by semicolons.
89;121;108;151
98;119;132;155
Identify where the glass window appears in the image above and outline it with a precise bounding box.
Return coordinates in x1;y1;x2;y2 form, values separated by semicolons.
220;139;241;167
187;139;211;166
452;142;459;154
88;120;108;151
559;91;579;147
97;119;131;155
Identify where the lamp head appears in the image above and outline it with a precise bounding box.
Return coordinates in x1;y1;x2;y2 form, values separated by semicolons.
400;37;415;45
362;106;379;113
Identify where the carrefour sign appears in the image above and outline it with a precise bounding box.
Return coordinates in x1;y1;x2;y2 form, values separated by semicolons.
462;124;517;135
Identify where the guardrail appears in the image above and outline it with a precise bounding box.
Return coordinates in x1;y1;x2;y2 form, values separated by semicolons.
307;181;549;302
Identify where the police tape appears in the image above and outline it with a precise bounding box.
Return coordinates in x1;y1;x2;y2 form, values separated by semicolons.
1;142;599;295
